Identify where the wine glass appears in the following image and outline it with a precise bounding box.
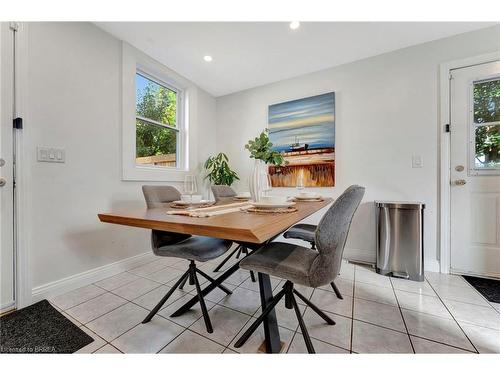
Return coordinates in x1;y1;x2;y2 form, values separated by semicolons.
296;169;305;192
262;173;273;197
184;174;197;203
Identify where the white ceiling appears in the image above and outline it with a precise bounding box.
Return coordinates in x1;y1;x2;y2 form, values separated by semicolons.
96;22;496;97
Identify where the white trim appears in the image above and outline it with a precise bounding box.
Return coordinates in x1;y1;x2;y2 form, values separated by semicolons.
0;302;15;314
424;258;440;273
439;51;500;275
31;251;155;303
343;248;440;273
121;42;195;182
343;247;376;265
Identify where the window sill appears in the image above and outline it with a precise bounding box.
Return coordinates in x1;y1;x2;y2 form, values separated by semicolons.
122;165;190;182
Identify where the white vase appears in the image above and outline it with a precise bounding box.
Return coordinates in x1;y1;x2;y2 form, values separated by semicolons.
249;159;267;202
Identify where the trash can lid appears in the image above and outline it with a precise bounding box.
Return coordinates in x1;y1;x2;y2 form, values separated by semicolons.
375;201;425;209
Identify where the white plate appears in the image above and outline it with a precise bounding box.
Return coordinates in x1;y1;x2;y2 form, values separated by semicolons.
173;199;212;205
251;201;296;209
294;195;322;201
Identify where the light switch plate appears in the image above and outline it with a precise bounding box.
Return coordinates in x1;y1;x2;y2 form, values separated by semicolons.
412;155;423;168
37;146;65;163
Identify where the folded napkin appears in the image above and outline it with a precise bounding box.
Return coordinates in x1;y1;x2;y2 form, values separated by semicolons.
167;201;253;218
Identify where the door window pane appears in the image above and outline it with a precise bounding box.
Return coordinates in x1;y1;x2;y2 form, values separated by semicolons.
475;124;500;169
136;119;177;167
136;73;177;127
474;79;500;124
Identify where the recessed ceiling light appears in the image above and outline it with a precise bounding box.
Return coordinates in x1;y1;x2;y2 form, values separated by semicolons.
203;55;213;62
289;21;300;30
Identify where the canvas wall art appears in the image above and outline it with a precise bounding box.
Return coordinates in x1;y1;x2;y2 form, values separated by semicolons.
268;92;335;187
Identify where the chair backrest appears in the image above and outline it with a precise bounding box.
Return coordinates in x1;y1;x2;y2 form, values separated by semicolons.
142;185;181;209
211;185;237;201
142;185;190;250
310;185;365;286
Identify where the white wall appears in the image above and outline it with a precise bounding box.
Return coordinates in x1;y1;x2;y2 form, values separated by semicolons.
215;25;500;268
25;23;217;292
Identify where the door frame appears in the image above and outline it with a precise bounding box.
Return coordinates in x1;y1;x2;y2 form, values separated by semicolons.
439;51;500;275
1;22;30;310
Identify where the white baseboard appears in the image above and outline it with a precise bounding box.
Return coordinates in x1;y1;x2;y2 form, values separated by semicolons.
344;247;376;265
424;258;440;273
31;251;155;303
0;301;15;314
344;247;441;273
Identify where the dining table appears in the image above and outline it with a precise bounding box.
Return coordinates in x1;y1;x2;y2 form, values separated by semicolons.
98;197;333;353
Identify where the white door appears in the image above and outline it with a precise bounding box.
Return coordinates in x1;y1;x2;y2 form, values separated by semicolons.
0;23;16;312
450;60;500;279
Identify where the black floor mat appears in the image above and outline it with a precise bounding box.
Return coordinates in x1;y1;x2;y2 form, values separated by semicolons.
463;275;500;303
0;299;93;353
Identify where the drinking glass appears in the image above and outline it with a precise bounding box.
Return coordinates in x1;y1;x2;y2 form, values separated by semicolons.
296;169;305;192
184;174;197;203
262;173;273;197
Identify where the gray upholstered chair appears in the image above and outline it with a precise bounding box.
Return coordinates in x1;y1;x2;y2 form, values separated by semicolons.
141;185;233;333
210;185;257;282
234;185;365;353
284;223;344;299
211;185;238;201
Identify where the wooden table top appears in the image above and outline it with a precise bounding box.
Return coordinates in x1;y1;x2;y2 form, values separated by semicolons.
98;198;332;244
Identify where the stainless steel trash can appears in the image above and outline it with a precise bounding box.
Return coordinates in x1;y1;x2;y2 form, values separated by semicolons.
375;201;425;281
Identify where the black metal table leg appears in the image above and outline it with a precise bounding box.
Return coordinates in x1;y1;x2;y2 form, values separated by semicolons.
258;272;281;353
170;260;240;317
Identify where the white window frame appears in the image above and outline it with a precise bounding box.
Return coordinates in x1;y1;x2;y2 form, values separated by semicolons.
122;43;190;181
468;75;500;176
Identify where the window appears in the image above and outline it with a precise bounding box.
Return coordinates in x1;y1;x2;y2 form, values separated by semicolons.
472;77;500;172
135;72;180;168
122;43;189;181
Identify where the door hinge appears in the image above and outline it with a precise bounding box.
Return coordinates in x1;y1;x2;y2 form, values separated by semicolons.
13;117;23;129
9;22;19;32
445;124;450;133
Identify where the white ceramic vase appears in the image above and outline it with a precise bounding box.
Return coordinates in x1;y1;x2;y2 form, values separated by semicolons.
249;159;268;202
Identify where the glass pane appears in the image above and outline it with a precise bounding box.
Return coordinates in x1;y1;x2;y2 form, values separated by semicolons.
136;73;177;126
475;124;500;169
136;119;177;167
474;79;500;124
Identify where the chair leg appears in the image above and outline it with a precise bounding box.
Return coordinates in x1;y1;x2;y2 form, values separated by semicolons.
330;281;343;300
241;247;256;282
192;266;213;333
250;270;257;282
291;293;315;354
196;268;232;295
235;248;242;259
178;272;189;290
293;289;335;325
142;269;190;324
213;245;241;272
234;288;286;348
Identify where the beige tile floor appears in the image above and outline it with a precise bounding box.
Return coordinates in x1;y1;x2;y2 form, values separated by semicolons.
48;256;500;354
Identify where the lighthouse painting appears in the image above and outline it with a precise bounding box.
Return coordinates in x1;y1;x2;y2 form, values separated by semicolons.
268;92;335;187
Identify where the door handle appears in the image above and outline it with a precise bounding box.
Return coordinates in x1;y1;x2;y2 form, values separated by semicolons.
0;177;6;187
452;179;467;186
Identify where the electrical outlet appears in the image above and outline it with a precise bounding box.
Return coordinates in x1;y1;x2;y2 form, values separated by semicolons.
37;147;65;163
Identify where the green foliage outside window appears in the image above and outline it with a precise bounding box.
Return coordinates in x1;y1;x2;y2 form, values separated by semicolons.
136;74;178;159
474;79;500;168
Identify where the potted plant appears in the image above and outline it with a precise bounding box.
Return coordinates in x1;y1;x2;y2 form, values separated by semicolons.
204;152;239;186
244;129;287;201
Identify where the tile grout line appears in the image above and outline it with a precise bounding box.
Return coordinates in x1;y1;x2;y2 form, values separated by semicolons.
389;277;415;353
458;276;500;316
425;277;479;354
349;265;356;353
